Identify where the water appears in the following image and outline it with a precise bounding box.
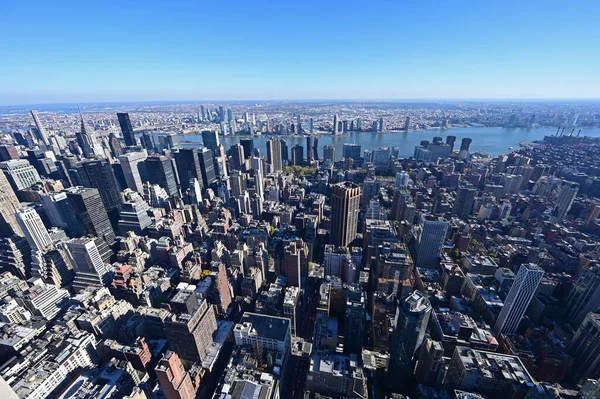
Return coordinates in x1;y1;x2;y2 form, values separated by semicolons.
168;126;600;159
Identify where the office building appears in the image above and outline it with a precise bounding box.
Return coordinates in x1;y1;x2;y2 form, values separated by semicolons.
30;110;50;146
155;351;197;399
119;150;148;193
395;171;409;188
343;143;361;160
453;184;477;219
344;284;366;355
0;159;40;191
117;112;137;146
446;135;457;151
283;286;299;336
201;130;220;150
15;207;52;253
174;148;203;189
117;189;152;234
564;263;600;325
330;182;360;247
0;170;22;237
458;138;472;159
266;137;283;171
66;237;111;291
198;147;216;187
284;239;308;289
240;138;254;159
229;144;245;171
493;263;544;335
145;155;178;197
66;187;115;245
323;145;335;162
280;139;289;162
414;215;448;268
108;132;122;158
568;312;600;382
389;291;432;392
291;145;303;166
77;114;103;158
307;136;313;163
75;158;122;222
234;312;291;357
22;281;70;320
40;191;83;237
551;181;578;223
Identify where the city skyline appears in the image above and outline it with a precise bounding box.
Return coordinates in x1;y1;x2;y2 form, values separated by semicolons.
2;1;600;105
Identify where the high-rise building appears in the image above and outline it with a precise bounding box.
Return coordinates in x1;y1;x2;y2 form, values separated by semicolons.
453;185;477;219
118;189;152;234
446;135;457;151
266;137;283;171
307;136;313;163
155;351;197;399
201;130;220;150
330;182;361;247
118;151;148;194
551;181;579;223
0;170;22;237
198;147;216;187
108;132;123;158
145;155;178;197
323;145;335;162
30;110;50;146
414;215;448;268
66;187;115;245
240;138;254;159
66;237;111;291
404;116;411;130
75;159;122;222
0;159;40;191
379;117;385;132
568;312;600;382
458;138;472;160
229;144;245;171
117;112;137;147
15;207;52;253
342;143;361;161
389;291;432;392
564;264;600;325
344;284;366;355
313;137;319;160
174;148;203;189
77;114;103;158
41;192;83;237
284;239;308;289
333;114;339;135
283;286;300;336
0;145;19;162
493;263;544;335
291;145;304;166
280;139;289;162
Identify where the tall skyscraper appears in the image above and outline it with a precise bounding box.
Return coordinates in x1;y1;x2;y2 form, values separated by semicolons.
201;130;220;150
389;291;432;393
493;263;544;335
40;192;83;237
76;159;122;223
229;144;245;171
16;207;52;253
266;137;283;171
0;159;41;191
323;145;335;162
568;312;600;383
198;147;216;187
174;148;203;188
564;264;600;325
117;112;137;147
280;139;289;162
297;115;302;134
453;184;477;219
145;155;178;197
313;137;319;160
252;156;264;199
404;116;411;130
415;215;448;268
77;114;103;158
306;136;313;163
446;135;457;151
30;110;50;146
333;114;339;135
66;187;115;245
107;132;123;158
551;181;579;223
240;138;254;159
379;117;385;132
0;170;22;237
155;351;197;399
66;237;110;291
291;145;303;166
458;137;472;159
330;182;361;247
344;284;366;355
118;150;148;193
342;143;361;160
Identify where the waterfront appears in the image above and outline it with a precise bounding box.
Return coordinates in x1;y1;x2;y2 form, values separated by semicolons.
171;126;600;159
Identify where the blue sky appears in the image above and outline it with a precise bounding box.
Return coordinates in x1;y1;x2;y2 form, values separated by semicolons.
1;0;599;105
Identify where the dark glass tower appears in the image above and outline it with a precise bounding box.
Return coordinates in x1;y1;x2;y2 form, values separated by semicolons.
117;112;137;146
174;149;203;189
66;187;115;246
240;138;254;159
145;155;179;197
76;159;122;225
198;148;216;187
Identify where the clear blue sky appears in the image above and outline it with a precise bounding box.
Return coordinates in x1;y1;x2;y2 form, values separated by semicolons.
2;0;599;105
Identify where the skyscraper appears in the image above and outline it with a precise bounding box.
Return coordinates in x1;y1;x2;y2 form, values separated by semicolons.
453;184;477;219
66;237;110;291
551;181;579;223
297;115;302;134
342;143;361;160
119;150;148;193
568;312;600;383
306;136;313;163
404;116;411;130
446;135;457;151
389;291;432;393
229;144;245;171
0;159;41;191
16;207;52;253
323;145;335;162
280;139;289;162
66;187;115;245
145;155;178;197
201;130;220;150
493;263;544;335
266;137;283;171
76;159;122;223
117;112;137;147
379;117;385;132
30;110;50;146
0;170;22;237
108;132;123;158
240;138;254;159
415;215;448;268
330;182;361;247
77;114;103;158
564;264;600;325
174;148;203;189
313;137;319;160
344;284;366;355
459;137;472;159
291;145;303;166
155;351;197;399
198;147;216;187
40;192;83;237
333;114;339;135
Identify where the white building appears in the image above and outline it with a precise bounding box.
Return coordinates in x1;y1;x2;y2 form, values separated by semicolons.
16;207;52;253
